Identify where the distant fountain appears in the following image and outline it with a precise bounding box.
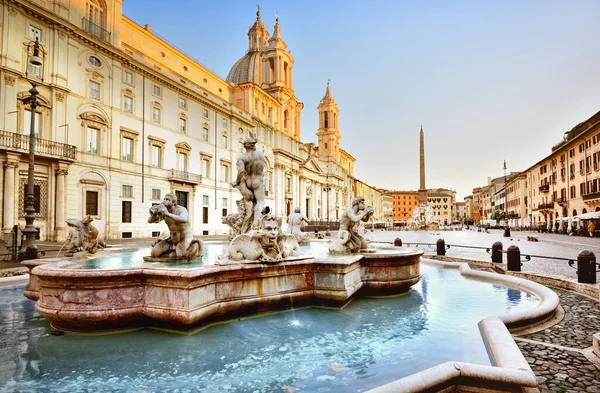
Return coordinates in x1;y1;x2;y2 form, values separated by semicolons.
407;203;440;231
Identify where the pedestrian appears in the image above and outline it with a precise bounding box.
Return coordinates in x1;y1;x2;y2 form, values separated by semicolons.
587;221;596;238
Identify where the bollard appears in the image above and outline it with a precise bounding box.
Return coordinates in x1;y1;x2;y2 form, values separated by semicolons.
436;238;446;256
394;238;402;247
506;245;521;271
577;250;597;284
491;241;503;263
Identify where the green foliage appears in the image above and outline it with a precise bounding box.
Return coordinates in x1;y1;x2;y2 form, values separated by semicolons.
491;210;502;223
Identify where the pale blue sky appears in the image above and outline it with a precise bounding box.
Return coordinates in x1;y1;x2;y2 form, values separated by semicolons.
123;0;600;200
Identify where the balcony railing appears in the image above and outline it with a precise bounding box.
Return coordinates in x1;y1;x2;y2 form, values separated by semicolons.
0;130;77;160
539;184;550;193
582;191;600;202
537;202;554;210
82;18;111;42
168;169;202;184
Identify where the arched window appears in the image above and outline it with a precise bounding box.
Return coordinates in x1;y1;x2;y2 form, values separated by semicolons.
284;110;289;130
86;0;105;28
283;62;288;84
324;112;329;128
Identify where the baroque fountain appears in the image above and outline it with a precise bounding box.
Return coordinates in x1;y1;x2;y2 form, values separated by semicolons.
16;138;559;393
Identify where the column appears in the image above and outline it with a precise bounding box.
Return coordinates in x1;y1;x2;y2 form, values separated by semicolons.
55;168;68;241
3;160;18;232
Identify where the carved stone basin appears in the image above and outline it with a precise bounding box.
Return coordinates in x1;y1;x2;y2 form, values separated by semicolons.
22;242;422;333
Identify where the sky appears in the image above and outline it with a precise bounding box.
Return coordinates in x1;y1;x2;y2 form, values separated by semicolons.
122;0;600;200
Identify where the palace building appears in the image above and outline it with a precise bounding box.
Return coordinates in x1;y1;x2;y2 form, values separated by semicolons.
0;1;375;241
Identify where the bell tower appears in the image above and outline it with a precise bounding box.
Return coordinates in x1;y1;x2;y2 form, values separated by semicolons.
316;81;340;161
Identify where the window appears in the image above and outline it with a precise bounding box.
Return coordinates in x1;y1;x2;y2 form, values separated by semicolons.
202;157;211;178
179;97;187;109
89;56;102;67
569;148;575;158
176;191;189;209
22;182;41;214
87;127;99;154
122;137;133;161
151;145;162;167
202;126;209;141
222;197;228;217
89;80;101;100
153;85;162;97
570;185;576;199
123;96;133;113
23;110;41;138
202;195;209;224
123;70;133;85
152;107;161;123
121;201;132;223
203;206;209;224
179;117;187;133
221;132;228;148
203;108;209;118
86;190;99;216
221;118;228;127
286;177;291;193
28;25;42;40
178;152;188;172
220;162;230;182
122;184;133;198
152;188;161;200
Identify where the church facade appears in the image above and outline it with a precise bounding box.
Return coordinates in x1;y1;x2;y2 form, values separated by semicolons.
0;1;372;241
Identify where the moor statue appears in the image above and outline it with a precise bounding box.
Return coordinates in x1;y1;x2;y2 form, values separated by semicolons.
227;207;300;263
232;137;266;234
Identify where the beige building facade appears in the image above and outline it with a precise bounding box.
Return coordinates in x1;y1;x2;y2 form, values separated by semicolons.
0;1;364;240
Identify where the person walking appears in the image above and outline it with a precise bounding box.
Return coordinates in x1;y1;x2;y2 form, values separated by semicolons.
587;221;596;237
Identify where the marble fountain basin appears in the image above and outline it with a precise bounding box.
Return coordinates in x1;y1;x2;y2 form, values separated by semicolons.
22;241;423;332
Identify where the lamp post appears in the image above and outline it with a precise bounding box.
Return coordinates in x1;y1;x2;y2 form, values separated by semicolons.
19;38;45;261
503;160;510;237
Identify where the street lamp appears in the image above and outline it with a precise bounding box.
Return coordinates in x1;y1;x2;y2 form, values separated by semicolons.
503;160;510;237
19;38;46;260
323;174;331;236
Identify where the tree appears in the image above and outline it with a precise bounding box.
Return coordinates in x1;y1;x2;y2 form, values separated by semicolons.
491;210;502;223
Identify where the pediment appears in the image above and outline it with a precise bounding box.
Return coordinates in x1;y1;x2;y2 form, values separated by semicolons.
80;111;108;125
175;141;192;151
303;158;322;173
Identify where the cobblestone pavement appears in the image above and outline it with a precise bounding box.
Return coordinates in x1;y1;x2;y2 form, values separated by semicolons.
514;288;600;392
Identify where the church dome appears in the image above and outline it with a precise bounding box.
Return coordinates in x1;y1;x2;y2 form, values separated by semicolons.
226;9;268;86
226;51;262;86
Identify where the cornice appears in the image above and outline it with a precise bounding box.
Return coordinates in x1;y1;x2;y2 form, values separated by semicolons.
8;0;254;126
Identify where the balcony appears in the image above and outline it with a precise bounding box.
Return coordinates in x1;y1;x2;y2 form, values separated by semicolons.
537;202;554;210
556;197;567;205
507;212;520;219
82;18;111;42
539;184;550;193
168;169;201;185
0;130;76;160
582;191;600;203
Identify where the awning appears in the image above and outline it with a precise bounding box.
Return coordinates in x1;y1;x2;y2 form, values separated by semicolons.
575;212;600;220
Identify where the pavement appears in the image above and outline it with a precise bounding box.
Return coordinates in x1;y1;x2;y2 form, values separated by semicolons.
1;228;599;392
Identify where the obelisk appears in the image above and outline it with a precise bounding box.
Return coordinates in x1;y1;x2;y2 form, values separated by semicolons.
418;126;427;204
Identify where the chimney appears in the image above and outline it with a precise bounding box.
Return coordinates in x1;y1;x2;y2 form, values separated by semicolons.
145;24;151;32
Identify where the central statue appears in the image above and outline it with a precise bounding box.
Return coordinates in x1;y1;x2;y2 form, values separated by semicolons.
231;137;266;234
329;196;374;254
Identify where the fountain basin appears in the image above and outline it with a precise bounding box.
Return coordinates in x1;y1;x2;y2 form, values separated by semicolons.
24;245;423;332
